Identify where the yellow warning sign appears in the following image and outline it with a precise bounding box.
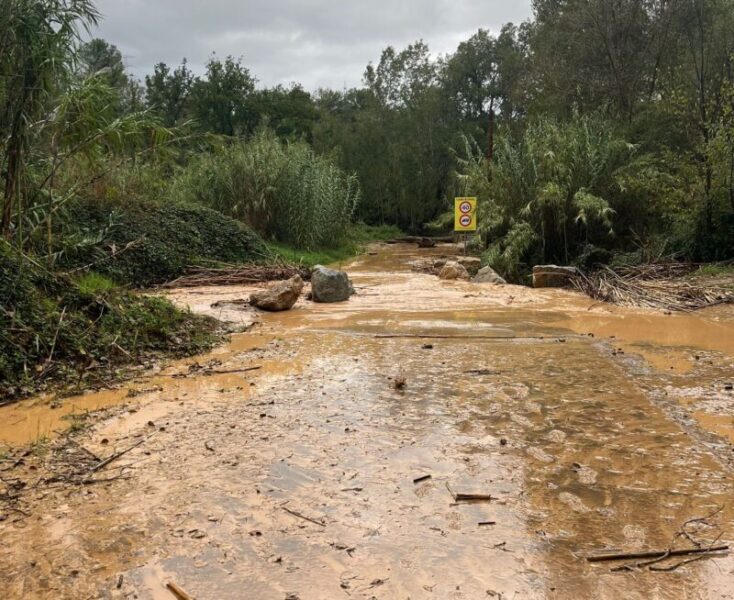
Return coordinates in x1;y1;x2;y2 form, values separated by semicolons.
454;197;477;232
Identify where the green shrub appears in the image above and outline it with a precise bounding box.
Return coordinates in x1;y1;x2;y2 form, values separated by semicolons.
172;128;361;248
53;197;268;287
458;114;668;280
0;242;219;400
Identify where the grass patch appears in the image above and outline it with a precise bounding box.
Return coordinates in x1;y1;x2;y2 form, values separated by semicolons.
267;223;401;267
75;272;118;295
695;263;734;277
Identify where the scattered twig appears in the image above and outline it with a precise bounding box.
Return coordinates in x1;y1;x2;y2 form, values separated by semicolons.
587;545;729;563
88;432;157;474
413;474;432;484
282;505;326;527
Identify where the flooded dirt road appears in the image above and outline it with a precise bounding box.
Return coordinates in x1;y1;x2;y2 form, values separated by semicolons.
1;243;733;599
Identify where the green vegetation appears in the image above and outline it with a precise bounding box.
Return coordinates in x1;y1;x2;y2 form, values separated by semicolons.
0;242;220;399
267;223;401;267
55;196;268;287
172;129;360;248
695;264;734;278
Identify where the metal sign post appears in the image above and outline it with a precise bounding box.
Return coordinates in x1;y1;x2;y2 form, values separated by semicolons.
454;197;477;255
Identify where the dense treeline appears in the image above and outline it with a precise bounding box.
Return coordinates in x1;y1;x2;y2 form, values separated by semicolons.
1;0;734;277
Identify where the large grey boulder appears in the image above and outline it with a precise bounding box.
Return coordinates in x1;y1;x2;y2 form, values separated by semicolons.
249;275;303;311
311;265;354;303
438;262;470;281
532;265;579;288
473;266;507;284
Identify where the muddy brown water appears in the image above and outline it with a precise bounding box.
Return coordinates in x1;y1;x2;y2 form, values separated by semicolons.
1;243;733;599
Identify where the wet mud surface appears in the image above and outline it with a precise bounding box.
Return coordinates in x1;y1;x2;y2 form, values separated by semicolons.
1;243;733;599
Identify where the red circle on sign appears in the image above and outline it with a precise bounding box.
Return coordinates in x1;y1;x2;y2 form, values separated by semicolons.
460;215;472;227
459;201;472;214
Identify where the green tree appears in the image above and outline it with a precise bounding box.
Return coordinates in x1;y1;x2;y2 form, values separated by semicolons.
144;60;194;127
189;55;256;136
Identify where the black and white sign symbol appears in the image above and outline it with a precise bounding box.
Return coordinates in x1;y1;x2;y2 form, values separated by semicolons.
459;214;472;227
459;201;473;214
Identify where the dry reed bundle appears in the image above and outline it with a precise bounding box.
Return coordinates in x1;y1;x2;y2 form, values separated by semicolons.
160;264;310;288
571;264;733;311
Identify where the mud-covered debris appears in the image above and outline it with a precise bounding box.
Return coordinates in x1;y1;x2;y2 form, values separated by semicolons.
394;373;407;390
446;482;493;502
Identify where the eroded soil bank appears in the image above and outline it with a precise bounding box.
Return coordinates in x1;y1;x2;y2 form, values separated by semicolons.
1;243;733;599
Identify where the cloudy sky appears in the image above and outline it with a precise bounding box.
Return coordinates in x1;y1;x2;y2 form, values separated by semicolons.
92;0;534;90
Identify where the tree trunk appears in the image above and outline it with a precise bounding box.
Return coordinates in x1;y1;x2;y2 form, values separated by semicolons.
487;102;495;162
1;141;20;239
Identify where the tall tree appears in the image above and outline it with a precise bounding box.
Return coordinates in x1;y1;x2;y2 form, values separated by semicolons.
189;55;256;136
145;60;194;126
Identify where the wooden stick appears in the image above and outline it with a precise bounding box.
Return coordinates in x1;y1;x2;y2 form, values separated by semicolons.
166;581;194;600
282;506;326;527
89;432;156;473
587;545;729;563
445;482;493;502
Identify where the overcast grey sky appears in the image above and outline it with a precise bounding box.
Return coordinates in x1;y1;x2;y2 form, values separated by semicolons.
92;0;534;90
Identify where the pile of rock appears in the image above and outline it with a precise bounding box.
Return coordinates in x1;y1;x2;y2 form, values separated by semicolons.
248;265;355;312
411;255;506;285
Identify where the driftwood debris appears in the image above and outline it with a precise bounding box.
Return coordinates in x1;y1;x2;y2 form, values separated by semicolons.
571;264;733;311
160;264;310;288
588;545;729;563
282;505;326;527
446;482;493;502
166;581;194;600
170;365;262;379
589;507;730;571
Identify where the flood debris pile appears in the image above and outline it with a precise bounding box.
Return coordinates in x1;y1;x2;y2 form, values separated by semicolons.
161;264;311;289
587;507;730;573
571;263;734;311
